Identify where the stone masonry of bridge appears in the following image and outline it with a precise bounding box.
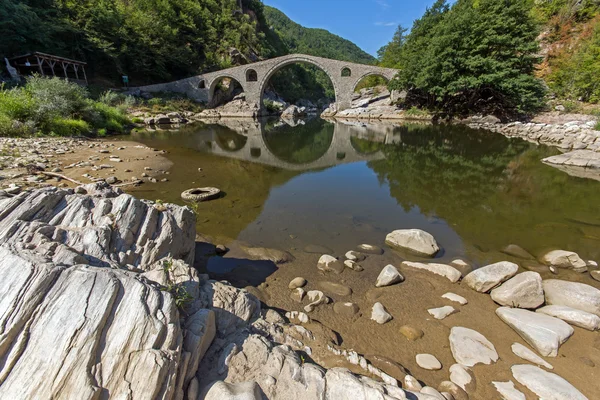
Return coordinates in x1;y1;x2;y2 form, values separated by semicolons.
130;54;398;116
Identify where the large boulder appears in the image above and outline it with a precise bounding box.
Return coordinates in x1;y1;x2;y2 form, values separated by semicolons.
463;261;519;293
543;279;600;317
490;271;544;308
542;250;588;272
449;327;499;367
496;307;573;357
511;365;587;400
385;229;440;257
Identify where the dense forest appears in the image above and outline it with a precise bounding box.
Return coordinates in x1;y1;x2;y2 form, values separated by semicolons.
377;0;600;117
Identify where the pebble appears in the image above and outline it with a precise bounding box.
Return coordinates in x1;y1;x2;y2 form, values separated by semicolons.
442;292;468;305
105;176;118;184
371;302;392;324
438;381;468;400
344;259;364;271
375;265;404;287
288;277;307;289
404;375;422;391
290;288;305;303
416;354;442;370
511;343;553;370
428;306;458;320
356;244;384;255
317;281;352;296
399;325;424;341
333;302;360;317
215;244;228;254
591;270;600;282
317;255;345;274
449;364;475;392
345;250;366;262
492;381;526;400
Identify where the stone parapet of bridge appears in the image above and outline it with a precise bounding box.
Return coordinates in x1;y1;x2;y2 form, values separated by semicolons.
130;54;398;116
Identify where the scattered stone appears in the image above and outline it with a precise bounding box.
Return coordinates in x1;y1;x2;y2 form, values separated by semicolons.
511;343;553;370
371;302;392;324
345;250;366;262
304;290;328;313
317;281;352;296
463;261;519;292
543;279;600;316
537;305;600;331
98;149;110;153
304;244;333;254
591;270;600;282
428;306;458;320
105;176;118;185
288;277;307;290
333;302;360;318
317;255;345;274
215;244;228;255
449;364;475;392
385;229;440;257
356;244;384;255
442;292;468;305
449;327;498;367
290;288;305;303
492;381;526;400
587;260;598;268
542;250;588;272
502;244;534;260
438;381;468;400
264;309;285;324
416;354;442;370
344;259;364;271
401;261;462;283
496;307;574;357
404;375;423;392
450;259;472;276
511;365;587;400
399;325;424;341
375;264;404;287
421;386;445;399
240;246;295;264
490;271;544;309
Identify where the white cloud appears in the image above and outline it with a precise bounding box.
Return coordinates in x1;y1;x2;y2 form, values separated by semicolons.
375;22;396;27
374;0;390;9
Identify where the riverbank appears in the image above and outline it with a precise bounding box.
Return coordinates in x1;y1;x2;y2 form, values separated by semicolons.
0;137;172;195
0;183;597;399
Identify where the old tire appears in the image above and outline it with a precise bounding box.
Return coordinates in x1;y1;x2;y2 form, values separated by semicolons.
181;187;221;202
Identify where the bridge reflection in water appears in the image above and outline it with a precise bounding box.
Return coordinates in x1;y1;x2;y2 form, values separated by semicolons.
194;117;407;171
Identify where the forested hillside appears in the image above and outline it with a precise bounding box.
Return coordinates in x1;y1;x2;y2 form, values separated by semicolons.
377;0;600;116
263;6;375;64
0;0;374;98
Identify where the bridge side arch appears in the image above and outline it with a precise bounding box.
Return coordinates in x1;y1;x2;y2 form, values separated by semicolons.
351;70;397;92
207;73;247;106
255;56;342;108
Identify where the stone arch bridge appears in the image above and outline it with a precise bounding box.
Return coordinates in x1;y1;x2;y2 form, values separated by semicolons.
132;54;398;115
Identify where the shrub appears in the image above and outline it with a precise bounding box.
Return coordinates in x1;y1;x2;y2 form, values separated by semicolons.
48;118;90;136
0;86;36;121
26;76;88;122
596;121;600;131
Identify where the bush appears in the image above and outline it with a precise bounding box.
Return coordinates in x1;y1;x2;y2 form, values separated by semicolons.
596;121;600;131
48;118;90;136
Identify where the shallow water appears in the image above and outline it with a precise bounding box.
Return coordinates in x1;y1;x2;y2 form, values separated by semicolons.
128;117;600;266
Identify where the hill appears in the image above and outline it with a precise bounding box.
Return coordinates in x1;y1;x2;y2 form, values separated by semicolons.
263;6;375;64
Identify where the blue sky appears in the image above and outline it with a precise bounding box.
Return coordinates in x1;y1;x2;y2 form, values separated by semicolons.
262;0;439;57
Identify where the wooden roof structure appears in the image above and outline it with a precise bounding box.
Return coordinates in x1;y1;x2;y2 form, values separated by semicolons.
8;52;88;85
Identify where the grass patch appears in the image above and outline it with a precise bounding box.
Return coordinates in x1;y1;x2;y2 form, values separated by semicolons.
404;106;430;118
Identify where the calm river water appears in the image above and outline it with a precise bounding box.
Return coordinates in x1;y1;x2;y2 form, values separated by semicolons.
128;117;600;267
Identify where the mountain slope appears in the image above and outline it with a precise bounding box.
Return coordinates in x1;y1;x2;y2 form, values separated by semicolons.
263;6;375;64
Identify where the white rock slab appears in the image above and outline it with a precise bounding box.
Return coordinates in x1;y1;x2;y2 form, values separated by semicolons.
449;364;474;391
543;279;600;317
442;292;468;305
428;306;458;320
401;261;462;283
496;307;574;357
375;264;404;287
511;364;588;400
385;229;440;257
536;305;600;331
371;302;392;324
511;343;553;369
492;381;526;400
542;250;588;272
449;326;499;367
416;354;442;370
490;271;544;309
317;255;344;274
463;261;519;292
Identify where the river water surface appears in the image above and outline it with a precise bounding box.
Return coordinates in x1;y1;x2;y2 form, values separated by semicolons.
128;117;600;267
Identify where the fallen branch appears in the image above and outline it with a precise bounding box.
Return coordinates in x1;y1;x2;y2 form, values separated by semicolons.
112;179;144;187
37;171;83;185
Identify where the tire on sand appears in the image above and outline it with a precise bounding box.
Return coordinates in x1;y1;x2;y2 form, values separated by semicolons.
181;187;221;202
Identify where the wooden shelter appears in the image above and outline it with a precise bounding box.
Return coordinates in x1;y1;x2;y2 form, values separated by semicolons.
8;52;87;85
